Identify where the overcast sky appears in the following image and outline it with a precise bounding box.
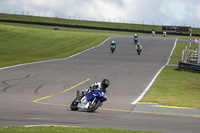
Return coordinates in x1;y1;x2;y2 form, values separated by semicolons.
0;0;200;27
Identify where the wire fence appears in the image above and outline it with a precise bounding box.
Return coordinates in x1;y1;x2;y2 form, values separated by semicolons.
1;10;199;28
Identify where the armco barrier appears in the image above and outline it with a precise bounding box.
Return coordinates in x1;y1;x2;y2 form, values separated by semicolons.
1;19;200;36
178;61;200;73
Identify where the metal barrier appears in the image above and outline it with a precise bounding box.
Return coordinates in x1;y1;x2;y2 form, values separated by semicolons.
178;61;200;73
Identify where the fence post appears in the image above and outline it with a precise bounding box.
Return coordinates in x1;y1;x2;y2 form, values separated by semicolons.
198;39;200;64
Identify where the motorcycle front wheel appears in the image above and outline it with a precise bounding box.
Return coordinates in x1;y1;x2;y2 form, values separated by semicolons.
137;50;141;55
87;100;101;112
70;99;79;111
111;48;115;53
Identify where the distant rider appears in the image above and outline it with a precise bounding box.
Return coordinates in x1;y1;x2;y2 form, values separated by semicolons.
134;34;138;39
163;30;167;37
134;34;138;44
110;41;116;48
136;43;142;50
152;29;155;36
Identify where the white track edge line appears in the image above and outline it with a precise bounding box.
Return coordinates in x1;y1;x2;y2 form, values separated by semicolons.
131;37;178;105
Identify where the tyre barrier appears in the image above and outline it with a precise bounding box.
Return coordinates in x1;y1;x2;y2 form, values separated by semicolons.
178;61;200;73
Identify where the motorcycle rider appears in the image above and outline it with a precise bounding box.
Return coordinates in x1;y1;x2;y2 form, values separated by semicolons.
163;30;167;37
110;41;116;48
136;42;142;55
72;79;110;111
152;29;156;36
110;41;116;53
134;34;139;44
134;34;138;39
81;79;110;97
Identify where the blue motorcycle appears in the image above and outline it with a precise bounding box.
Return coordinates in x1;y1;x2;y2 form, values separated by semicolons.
70;88;107;112
134;37;138;44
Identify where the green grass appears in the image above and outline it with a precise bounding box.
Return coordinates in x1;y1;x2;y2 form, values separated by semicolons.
1;22;184;68
0;13;161;31
141;42;200;108
0;126;159;133
1;13;199;41
141;66;200;108
1;13;200;35
0;23;117;68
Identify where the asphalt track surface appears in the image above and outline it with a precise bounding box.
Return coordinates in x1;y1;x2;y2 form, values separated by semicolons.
0;35;199;133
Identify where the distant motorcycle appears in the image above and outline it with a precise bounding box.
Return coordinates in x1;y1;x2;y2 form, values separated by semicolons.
163;31;167;37
134;37;138;44
136;43;142;55
70;88;107;112
110;45;116;53
152;30;155;37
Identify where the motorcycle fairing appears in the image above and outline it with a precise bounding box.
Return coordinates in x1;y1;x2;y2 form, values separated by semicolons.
86;89;107;102
110;45;116;49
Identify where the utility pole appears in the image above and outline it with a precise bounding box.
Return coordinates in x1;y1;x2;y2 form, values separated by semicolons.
188;28;192;63
198;39;200;64
189;28;192;49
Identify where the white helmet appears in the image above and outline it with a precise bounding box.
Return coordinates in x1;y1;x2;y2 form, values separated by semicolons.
135;34;137;36
112;41;115;43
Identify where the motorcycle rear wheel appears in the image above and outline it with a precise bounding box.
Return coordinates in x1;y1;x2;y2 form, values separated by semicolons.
70;99;79;111
87;100;101;112
137;50;141;55
111;48;115;53
134;40;138;44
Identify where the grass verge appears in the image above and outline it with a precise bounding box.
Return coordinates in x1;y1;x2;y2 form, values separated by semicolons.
0;126;159;133
1;13;200;37
0;13;162;32
1;22;186;68
141;42;200;108
0;23;116;68
141;66;200;108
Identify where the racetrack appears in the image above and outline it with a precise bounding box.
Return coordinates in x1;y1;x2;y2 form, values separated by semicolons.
0;35;199;133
